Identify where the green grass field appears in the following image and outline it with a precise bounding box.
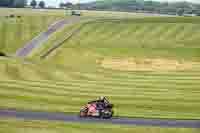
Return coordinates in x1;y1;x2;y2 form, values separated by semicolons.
0;16;200;120
0;8;138;55
0;8;65;54
0;118;200;133
80;10;169;18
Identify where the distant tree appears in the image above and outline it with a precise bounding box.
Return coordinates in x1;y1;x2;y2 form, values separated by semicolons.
175;2;190;9
10;0;14;6
144;0;153;6
66;2;73;9
59;2;73;9
38;1;45;8
12;0;27;8
195;9;200;16
193;4;200;16
0;52;6;57
59;2;65;8
177;8;184;16
0;0;14;7
30;0;37;8
143;0;156;12
0;0;9;7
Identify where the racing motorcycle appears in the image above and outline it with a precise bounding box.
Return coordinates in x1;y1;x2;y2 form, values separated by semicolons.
79;98;114;119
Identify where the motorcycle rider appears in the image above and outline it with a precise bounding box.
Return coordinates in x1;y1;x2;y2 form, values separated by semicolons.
99;96;109;105
85;96;112;117
96;96;110;110
88;96;110;109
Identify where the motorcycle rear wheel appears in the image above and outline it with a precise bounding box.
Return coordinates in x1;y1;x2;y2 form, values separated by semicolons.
100;110;113;119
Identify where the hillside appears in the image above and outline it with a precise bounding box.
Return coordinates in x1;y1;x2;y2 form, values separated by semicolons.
83;0;200;15
0;17;200;120
0;8;64;54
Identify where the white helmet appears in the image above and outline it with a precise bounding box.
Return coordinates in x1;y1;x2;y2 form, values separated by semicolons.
100;96;106;100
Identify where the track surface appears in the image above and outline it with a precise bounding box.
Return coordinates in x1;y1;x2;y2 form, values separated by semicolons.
15;17;81;57
0;109;200;128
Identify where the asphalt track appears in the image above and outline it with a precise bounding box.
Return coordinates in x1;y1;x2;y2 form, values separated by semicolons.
0;109;200;128
15;17;81;57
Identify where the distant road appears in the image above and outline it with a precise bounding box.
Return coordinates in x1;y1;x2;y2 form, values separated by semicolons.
0;109;200;128
15;17;81;57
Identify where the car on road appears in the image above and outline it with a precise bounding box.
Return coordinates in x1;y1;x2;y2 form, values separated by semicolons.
71;10;81;16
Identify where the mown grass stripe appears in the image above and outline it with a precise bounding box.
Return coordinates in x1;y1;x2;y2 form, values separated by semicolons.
2;75;200;85
0;83;200;102
1;83;200;99
1;79;200;92
1;86;200;109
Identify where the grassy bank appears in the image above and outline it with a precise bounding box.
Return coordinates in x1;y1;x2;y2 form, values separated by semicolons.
0;118;200;133
0;16;200;119
0;57;200;119
0;8;65;54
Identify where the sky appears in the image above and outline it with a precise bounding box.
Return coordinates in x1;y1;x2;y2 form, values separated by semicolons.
28;0;200;7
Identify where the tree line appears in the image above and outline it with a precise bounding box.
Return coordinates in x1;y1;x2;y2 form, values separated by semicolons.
89;0;200;16
0;0;45;8
0;0;27;8
30;0;45;8
60;0;200;16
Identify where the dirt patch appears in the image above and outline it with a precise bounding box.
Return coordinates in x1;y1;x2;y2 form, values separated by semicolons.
99;58;200;71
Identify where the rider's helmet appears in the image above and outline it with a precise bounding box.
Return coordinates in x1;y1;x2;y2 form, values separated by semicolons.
100;96;106;101
99;96;109;104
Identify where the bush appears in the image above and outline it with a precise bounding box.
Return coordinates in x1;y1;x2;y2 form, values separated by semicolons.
0;52;6;57
9;14;15;18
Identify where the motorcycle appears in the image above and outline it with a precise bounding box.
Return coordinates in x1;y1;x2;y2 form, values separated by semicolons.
80;101;114;119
